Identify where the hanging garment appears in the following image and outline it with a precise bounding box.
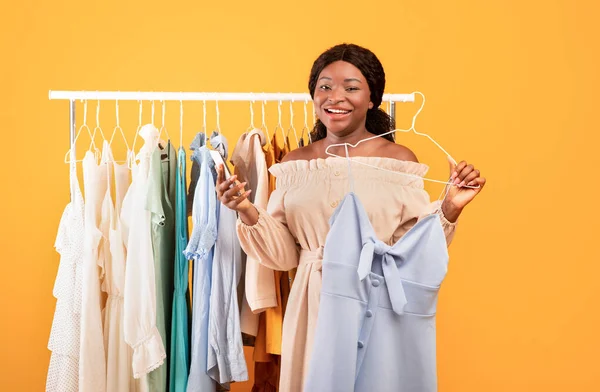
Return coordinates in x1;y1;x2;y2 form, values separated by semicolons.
305;192;448;391
100;144;139;391
207;132;249;388
185;133;217;392
122;124;166;380
230;129;275;327
170;146;191;392
146;140;177;392
79;148;108;392
230;129;280;392
237;157;457;392
46;151;85;392
186;133;205;217
264;133;291;356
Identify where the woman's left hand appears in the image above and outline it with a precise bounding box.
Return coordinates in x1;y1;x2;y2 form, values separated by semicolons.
442;159;486;221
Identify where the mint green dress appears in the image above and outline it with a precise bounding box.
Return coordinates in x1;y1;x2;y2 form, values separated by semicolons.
147;141;177;392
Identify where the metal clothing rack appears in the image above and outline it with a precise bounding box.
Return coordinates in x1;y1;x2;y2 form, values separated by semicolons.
48;91;416;149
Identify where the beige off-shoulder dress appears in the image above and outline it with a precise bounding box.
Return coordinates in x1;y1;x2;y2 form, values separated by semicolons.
237;157;457;392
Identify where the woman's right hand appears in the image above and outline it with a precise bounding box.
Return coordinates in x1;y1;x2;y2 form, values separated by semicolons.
216;164;253;213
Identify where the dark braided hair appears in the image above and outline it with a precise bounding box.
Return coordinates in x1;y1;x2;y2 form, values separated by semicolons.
308;43;395;142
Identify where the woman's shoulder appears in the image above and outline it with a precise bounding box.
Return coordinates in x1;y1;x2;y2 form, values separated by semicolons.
281;141;321;162
375;139;419;163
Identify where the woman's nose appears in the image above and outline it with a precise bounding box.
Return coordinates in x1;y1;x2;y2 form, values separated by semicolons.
327;86;346;103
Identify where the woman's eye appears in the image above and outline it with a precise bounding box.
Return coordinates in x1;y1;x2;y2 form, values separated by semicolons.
346;87;359;92
319;85;331;90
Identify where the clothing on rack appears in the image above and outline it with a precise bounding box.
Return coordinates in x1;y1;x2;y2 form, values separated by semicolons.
264;133;292;357
122;125;166;379
170;146;191;392
237;157;457;392
80;148;108;392
47;150;85;392
206;133;248;387
185;133;218;392
101;144;139;392
230;129;274;332
147;140;177;392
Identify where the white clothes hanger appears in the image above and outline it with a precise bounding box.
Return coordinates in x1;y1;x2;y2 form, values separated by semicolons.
179;99;184;148
299;98;311;146
208;99;231;178
156;100;171;161
130;99;143;153
215;100;221;134
260;99;271;142
310;100;316;144
107;99;132;164
286;99;299;148
201;100;207;134
325;92;479;189
89;99;107;152
159;100;172;143
65;100;106;164
149;100;169;150
246;96;258;133
273;100;286;144
64;99;101;163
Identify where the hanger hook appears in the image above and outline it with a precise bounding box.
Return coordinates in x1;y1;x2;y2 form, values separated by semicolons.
115;99;120;129
179;99;184;148
277;100;283;129
303;99;309;129
159;100;171;141
131;99;143;153
90;99;106;154
216;100;221;132
65;99;94;163
410;92;456;164
300;98;309;143
249;97;256;129
287;99;299;146
95;99;100;129
202;100;207;132
109;99;130;152
138;99;143;128
262;99;271;141
83;99;88;126
151;100;155;125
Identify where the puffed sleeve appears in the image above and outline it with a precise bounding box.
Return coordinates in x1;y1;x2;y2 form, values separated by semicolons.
236;187;300;272
421;199;458;245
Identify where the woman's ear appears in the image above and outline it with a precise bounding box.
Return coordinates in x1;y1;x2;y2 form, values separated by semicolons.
368;101;373;109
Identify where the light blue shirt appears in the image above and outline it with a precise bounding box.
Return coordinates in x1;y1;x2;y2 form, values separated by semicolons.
185;133;218;392
206;133;248;387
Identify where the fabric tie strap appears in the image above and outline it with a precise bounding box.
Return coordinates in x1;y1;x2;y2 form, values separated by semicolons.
357;239;408;315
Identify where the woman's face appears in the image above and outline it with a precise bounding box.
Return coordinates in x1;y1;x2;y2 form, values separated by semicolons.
313;60;373;138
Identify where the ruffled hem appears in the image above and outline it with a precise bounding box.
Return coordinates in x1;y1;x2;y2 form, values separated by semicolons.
269;156;429;189
131;326;166;379
183;246;208;262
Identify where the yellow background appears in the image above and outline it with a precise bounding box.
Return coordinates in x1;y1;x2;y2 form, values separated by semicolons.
1;0;599;391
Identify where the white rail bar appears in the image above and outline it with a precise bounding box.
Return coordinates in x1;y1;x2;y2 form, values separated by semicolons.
48;90;415;102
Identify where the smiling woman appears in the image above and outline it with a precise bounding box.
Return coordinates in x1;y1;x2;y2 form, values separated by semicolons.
215;43;486;392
